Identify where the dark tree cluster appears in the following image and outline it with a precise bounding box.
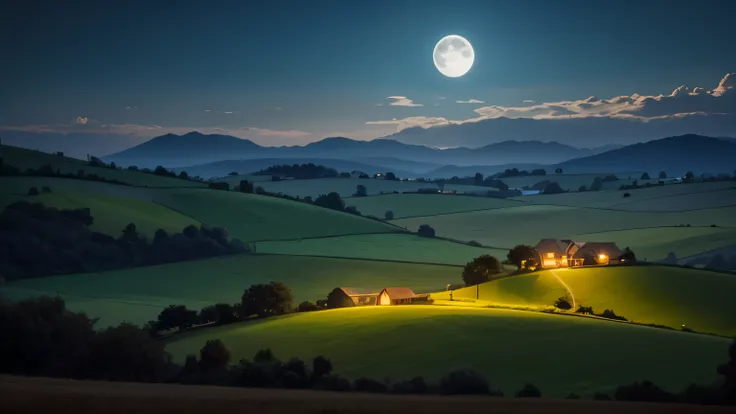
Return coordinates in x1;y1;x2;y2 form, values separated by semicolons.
493;168;546;178
542;182;564;194
507;245;537;271
0;201;248;281
462;255;503;286
255;163;339;179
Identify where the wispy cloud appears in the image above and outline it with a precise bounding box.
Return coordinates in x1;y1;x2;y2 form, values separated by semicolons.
75;116;88;125
456;99;486;104
386;96;423;107
374;103;384;107
523;100;536;104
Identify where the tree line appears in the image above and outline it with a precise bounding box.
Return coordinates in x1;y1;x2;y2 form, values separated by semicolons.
0;201;248;281
254;163;339;179
0;294;733;404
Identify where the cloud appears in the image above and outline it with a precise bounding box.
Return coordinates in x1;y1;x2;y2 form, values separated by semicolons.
438;97;446;100
366;116;453;130
275;107;283;111
385;96;423;107
456;99;486;104
223;111;234;114
75;116;88;125
523;100;536;104
374;103;384;107
125;106;138;110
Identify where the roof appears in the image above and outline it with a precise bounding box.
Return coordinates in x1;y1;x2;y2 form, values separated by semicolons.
535;238;573;255
380;287;417;300
337;287;379;297
576;242;624;256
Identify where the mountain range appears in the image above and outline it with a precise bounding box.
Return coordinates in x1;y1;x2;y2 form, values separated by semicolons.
104;132;612;173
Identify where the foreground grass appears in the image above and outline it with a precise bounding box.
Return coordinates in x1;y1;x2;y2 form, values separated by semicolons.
432;266;736;337
0;255;461;327
166;306;729;398
3;376;729;414
256;233;505;265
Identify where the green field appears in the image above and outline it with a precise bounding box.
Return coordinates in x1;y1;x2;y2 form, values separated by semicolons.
165;306;730;397
2;145;205;188
392;205;736;259
608;188;736;211
256;233;504;265
0;254;462;327
500;172;651;192
432;265;736;337
253;177;490;198
346;193;523;219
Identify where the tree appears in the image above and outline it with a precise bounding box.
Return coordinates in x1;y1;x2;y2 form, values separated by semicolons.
314;192;345;211
385;172;397;181
658;170;667;179
439;369;492;395
178;171;189;180
199;339;230;372
312;356;333;380
641;172;650;180
339;172;351;178
684;171;694;182
88;323;169;382
506;245;537;271
239;180;254;193
590;177;604;191
531;168;546;176
473;173;484;186
353;184;367;197
555;168;563;174
462;255;502;286
297;301;319;312
157;305;197;331
214;303;237;324
717;339;736;402
619;247;637;263
578;185;587;192
542;182;564;194
417;224;435;237
28;187;39;196
241;282;293;317
121;223;141;242
516;383;542;398
199;306;218;324
384;210;394;220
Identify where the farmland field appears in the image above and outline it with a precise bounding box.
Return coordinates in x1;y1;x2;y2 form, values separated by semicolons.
500;172;650;192
165;305;730;397
392;205;736;259
2;146;205;188
252;177;491;198
431;265;736;337
256;233;504;265
0;255;462;327
608;188;736;211
346;193;523;218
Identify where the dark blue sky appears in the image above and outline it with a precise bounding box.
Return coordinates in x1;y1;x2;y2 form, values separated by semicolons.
2;0;734;146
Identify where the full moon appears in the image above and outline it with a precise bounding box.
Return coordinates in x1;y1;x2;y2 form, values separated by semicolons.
433;35;474;78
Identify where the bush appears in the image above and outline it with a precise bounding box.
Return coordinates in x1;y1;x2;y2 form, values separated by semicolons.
599;309;627;321
314;192;345;211
384;210;394;220
199;339;230;372
614;380;675;402
353;377;388;393
353;184;367;197
576;305;594;315
542;182;564;194
641;172;650;180
28;187;39;196
417;224;435;237
297;301;320;312
462;255;503;286
578;185;587;192
554;296;572;310
623;192;631;198
439;369;492;395
515;383;541;398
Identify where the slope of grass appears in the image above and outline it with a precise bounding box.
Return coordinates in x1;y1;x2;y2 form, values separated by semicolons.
0;255;461;327
608;188;736;211
2;145;205;188
392;205;736;256
165;306;730;397
432;265;736;337
147;189;400;241
500;172;648;192
256;233;504;265
345;193;523;219
0;176;152;205
254;178;490;199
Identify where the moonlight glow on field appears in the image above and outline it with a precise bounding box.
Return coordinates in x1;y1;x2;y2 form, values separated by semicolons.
433;35;475;78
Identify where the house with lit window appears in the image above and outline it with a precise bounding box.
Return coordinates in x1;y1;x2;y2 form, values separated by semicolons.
332;287;420;306
534;239;625;268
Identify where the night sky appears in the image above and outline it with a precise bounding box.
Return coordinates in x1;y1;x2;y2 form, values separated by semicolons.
1;0;735;149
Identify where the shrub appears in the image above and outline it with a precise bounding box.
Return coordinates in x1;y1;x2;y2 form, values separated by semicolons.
554;296;572;310
576;305;594;315
28;187;39;196
384;210;394;220
623;192;631;198
578;185;587;192
641;172;650;180
199;339;231;372
590;177;604;191
599;309;627;321
353;184;367;197
614;380;675;402
462;255;503;286
417;224;435;237
439;369;491;395
297;301;320;312
312;356;332;380
515;383;542;398
542;182;564;194
353;377;388;393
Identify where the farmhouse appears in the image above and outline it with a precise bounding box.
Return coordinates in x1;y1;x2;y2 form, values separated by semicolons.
332;287;418;306
534;239;625;268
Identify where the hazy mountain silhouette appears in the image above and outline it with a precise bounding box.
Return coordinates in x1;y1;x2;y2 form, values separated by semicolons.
556;134;736;175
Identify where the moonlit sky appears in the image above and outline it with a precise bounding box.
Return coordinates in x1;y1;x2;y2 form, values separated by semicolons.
1;0;735;149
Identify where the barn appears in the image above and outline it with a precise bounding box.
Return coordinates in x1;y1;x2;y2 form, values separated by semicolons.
377;288;417;305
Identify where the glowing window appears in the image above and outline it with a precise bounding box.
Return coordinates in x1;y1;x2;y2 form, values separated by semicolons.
546;252;555;259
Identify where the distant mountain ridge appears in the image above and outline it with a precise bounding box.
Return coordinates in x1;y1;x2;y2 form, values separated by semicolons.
104;132;598;170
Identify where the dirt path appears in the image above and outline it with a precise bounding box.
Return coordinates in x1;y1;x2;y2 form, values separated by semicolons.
1;376;732;414
549;269;577;309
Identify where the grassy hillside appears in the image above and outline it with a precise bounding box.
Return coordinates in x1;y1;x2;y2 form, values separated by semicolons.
500;172;650;192
256;233;504;266
608;188;736;211
346;193;523;219
0;254;461;327
1;145;205;188
392;205;736;259
165;306;730;397
252;177;490;198
147;189;400;241
432;265;736;337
